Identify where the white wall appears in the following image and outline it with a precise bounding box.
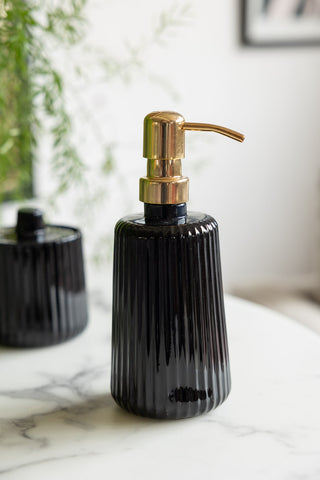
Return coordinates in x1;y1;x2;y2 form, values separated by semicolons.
3;0;320;293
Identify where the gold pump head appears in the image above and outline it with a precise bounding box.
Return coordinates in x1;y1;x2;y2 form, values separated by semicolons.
139;111;245;205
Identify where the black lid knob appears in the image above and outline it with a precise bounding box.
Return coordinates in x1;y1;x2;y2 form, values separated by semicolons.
16;208;45;240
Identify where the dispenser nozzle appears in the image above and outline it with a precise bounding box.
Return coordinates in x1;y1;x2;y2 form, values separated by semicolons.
140;111;245;205
182;122;245;143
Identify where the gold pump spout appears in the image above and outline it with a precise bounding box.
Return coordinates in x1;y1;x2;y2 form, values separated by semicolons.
182;122;245;143
140;111;245;205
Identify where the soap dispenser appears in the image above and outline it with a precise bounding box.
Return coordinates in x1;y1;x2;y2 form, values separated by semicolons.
111;111;244;419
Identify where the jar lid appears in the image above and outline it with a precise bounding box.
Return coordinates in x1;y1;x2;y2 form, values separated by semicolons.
0;208;80;245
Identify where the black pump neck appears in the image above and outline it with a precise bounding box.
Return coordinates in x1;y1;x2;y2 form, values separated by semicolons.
144;203;187;225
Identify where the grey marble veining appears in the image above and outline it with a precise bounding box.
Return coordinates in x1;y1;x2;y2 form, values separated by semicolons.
0;293;319;479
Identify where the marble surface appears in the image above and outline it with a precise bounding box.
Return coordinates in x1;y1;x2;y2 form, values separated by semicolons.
0;293;319;480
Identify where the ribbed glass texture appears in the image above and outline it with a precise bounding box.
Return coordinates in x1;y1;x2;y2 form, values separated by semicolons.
0;236;87;347
111;212;231;419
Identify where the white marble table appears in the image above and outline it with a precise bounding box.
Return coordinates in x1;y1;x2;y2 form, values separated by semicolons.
0;293;319;479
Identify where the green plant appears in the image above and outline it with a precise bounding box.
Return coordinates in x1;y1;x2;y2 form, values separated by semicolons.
0;0;87;202
0;0;192;222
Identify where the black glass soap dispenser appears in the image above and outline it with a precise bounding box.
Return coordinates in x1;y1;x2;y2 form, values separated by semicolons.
111;111;244;419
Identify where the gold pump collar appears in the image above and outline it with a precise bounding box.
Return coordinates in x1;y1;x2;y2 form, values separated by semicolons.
140;111;245;205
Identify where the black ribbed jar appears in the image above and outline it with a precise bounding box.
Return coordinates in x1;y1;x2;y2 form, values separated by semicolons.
111;203;231;419
0;208;88;347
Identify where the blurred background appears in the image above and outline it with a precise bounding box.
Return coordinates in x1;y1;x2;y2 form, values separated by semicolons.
1;0;320;325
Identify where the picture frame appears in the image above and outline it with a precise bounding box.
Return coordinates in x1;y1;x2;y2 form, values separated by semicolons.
241;0;320;47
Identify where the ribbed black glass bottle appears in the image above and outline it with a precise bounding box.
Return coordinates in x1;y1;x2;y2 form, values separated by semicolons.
111;203;231;419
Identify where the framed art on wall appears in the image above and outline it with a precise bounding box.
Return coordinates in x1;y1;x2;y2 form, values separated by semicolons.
241;0;320;47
